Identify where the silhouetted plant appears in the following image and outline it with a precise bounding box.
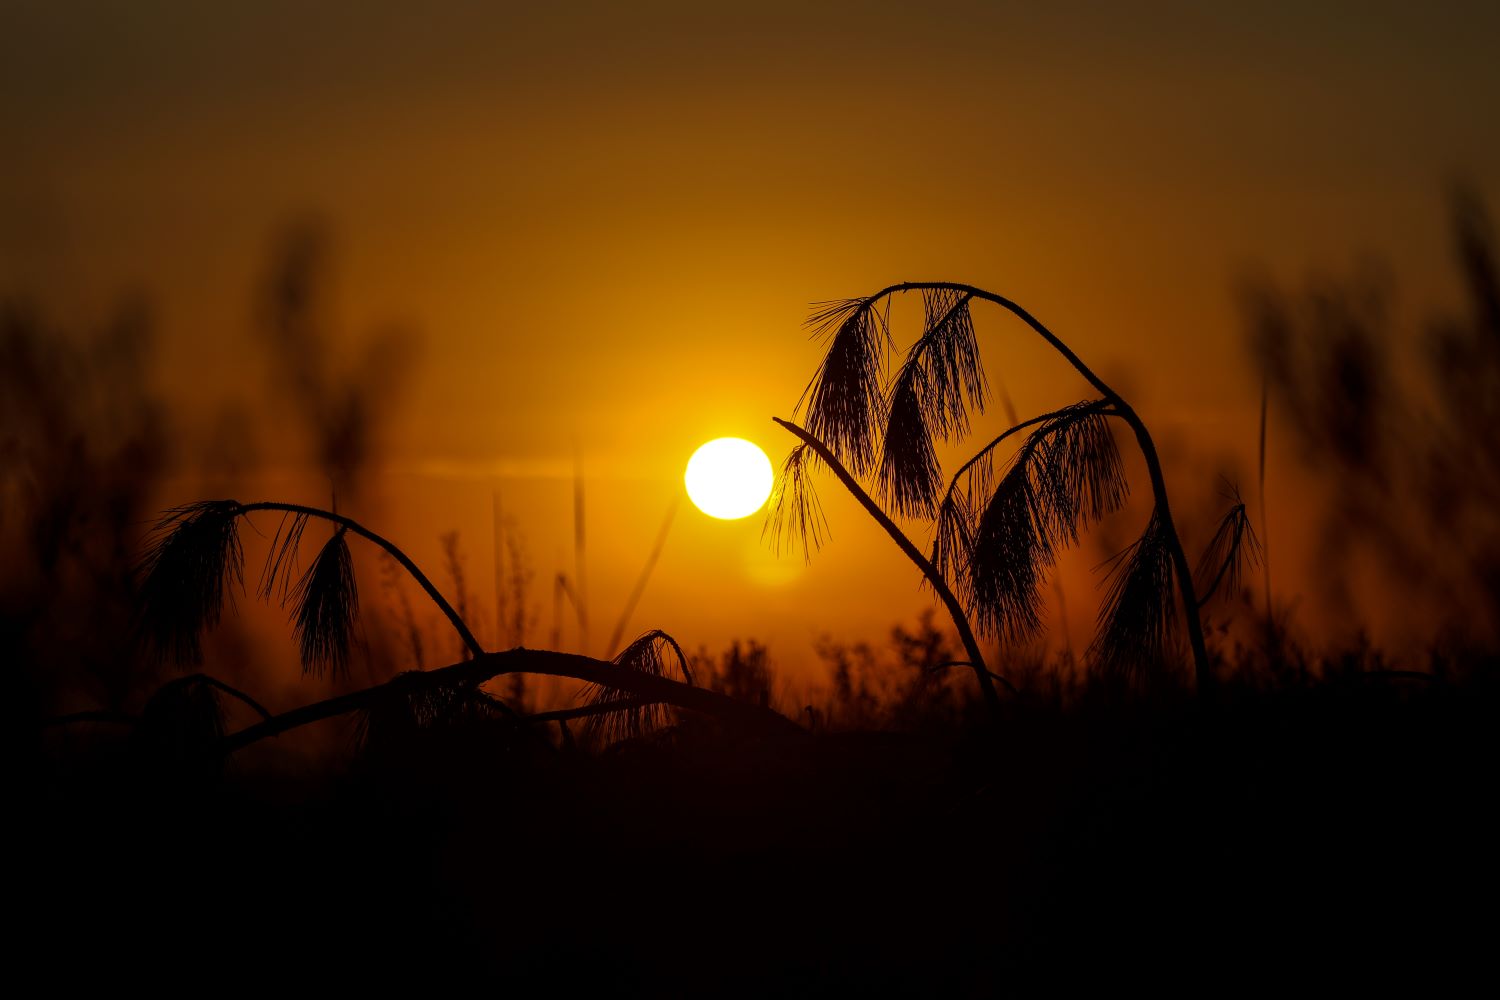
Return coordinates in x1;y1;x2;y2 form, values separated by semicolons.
1194;485;1262;608
130;673;271;784
772;283;1256;705
137;500;478;675
130;499;796;762
582;629;694;743
355;671;516;764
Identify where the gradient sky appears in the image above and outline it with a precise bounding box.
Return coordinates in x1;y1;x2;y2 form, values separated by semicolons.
4;1;1498;676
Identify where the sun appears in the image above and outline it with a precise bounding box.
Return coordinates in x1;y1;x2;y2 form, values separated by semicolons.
684;438;774;520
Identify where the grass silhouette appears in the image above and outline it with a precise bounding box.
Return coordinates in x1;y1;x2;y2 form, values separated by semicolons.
771;283;1258;710
128;497;798;766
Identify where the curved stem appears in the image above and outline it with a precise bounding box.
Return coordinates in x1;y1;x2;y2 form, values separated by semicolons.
605;498;679;658
220;648;802;753
942;400;1114;504
774;416;1012;711
868;283;1213;691
236;501;484;660
177;673;275;722
1198;561;1231;607
900;292;973;372
1125;424;1212;688
924;660;1014;685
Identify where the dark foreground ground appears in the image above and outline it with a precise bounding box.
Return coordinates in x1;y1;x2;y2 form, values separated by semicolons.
14;674;1498;993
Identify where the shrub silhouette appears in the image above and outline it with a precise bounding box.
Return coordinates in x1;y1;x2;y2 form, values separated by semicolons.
770;282;1257;708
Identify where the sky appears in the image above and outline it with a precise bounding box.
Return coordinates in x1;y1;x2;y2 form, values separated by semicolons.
4;1;1498;677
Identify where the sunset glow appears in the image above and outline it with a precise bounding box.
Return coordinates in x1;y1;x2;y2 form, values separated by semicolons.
6;4;1497;987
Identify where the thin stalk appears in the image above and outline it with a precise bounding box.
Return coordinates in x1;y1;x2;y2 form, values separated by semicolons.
180;674;275;721
220;648;803;753
1259;376;1273;633
867;283;1213;691
573;454;590;655
236;501;484;660
773;416;1012;711
606;496;679;657
493;490;507;647
1127;424;1212;689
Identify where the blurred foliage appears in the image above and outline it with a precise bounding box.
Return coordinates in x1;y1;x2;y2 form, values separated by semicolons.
1244;185;1500;650
1;295;171;714
3;220;417;733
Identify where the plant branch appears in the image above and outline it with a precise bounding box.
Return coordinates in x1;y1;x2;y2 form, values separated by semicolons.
236;501;484;660
773;416;1012;709
221;647;803;753
942;400;1116;503
863;283;1213;690
182;673;275;722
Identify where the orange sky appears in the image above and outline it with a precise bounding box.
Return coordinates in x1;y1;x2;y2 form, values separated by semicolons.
4;2;1498;676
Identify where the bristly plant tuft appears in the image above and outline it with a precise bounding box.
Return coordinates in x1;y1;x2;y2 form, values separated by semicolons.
355;673;512;756
289;526;360;676
1089;507;1178;685
1195;483;1263;605
136;500;245;666
584;629;694;742
765;443;830;562
801;297;890;476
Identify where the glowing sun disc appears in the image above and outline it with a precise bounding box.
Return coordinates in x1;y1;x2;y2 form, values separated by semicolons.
685;438;774;520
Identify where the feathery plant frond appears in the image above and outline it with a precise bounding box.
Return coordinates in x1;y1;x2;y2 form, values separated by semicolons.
584;629;693;743
932;491;975;591
915;287;986;436
968;458;1053;640
1195;484;1263;604
875;290;986;517
1032;403;1128;533
1090;508;1178;685
878;364;943;517
288;526;359;676
137;497;493;686
355;674;512;756
766;443;830;562
136;500;244;666
800;297;889;475
258;510;310;602
953;401;1119;516
963;403;1128;640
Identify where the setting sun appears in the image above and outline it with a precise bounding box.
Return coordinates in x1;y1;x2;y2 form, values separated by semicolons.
684;438;774;519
